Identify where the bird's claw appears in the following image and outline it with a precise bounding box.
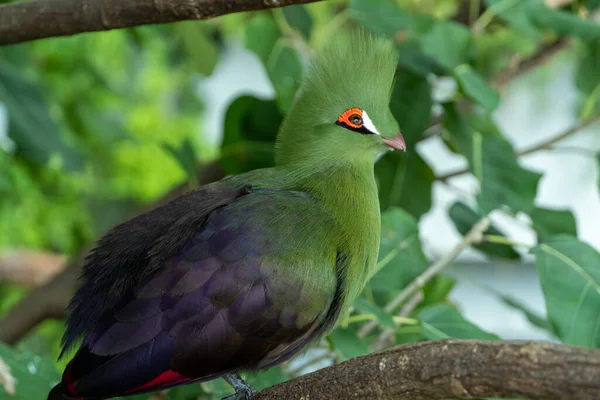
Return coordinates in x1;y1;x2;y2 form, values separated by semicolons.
221;387;256;400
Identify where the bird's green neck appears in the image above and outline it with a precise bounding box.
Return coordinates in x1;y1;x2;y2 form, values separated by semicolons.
285;158;381;309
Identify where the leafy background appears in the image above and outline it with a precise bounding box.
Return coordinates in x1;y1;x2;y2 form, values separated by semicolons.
0;0;599;399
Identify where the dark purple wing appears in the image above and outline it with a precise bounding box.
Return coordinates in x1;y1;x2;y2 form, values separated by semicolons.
59;189;343;399
62;185;249;355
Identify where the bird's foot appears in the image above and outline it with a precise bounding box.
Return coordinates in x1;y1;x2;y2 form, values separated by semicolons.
222;373;257;400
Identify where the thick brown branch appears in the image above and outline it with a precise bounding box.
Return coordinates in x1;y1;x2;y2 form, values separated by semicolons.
0;250;66;286
0;160;225;345
254;339;600;400
0;252;86;344
0;0;322;45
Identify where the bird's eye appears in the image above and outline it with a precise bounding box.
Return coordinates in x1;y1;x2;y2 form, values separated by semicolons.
336;107;373;134
350;114;363;125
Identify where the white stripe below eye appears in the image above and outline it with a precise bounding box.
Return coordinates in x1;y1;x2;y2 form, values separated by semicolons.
362;110;380;135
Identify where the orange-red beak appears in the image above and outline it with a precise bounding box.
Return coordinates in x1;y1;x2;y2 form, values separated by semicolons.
382;132;406;151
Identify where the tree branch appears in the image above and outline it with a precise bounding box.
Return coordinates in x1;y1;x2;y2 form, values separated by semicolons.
370;291;423;352
358;216;491;339
492;38;572;90
518;114;600;156
0;0;323;46
0;160;225;345
253;339;600;400
0;250;66;287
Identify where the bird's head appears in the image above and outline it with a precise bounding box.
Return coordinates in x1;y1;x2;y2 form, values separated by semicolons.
275;30;405;168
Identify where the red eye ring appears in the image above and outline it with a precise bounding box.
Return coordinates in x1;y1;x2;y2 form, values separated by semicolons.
338;108;363;129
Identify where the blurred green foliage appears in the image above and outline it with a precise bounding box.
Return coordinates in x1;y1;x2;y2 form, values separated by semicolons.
1;0;600;399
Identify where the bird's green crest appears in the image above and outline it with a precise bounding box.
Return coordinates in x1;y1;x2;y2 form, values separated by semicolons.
300;30;398;112
275;30;399;167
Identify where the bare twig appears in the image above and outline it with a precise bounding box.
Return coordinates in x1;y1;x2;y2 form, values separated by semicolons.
253;339;600;400
0;250;66;287
0;0;323;46
358;216;491;339
436;167;468;183
370;291;424;352
493;38;572;90
436;114;600;182
544;146;599;157
518;114;600;156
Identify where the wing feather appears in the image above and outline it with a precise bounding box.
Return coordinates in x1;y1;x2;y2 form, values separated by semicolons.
60;189;344;399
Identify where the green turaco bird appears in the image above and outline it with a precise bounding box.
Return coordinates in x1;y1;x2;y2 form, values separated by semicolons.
48;31;406;400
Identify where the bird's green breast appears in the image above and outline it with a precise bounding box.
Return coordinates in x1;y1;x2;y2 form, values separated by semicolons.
224;163;381;321
299;165;381;316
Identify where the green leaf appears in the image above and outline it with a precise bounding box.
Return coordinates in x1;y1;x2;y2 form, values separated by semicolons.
534;235;600;347
585;0;600;11
529;1;600;40
353;297;396;329
576;41;600;95
329;327;370;361
485;0;600;40
597;153;600;194
199;378;232;399
348;0;413;37
222;96;282;147
449;201;520;259
282;5;313;39
482;0;543;39
348;0;448;75
420;21;473;70
476;137;541;214
0;342;60;399
175;21;219;76
375;151;434;219
0;60;83;170
162;137;199;180
453;64;500;112
0;45;30;68
245;14;280;64
422;275;456;306
369;208;429;293
246;367;288;391
419;303;500;340
465;112;505;139
443;104;541;214
266;43;303;113
396;40;447;76
245;14;302;112
530;207;577;243
395;325;425;344
220;95;282;174
389;70;432;145
164;382;206;400
219;141;275;176
488;287;555;333
576;41;600;118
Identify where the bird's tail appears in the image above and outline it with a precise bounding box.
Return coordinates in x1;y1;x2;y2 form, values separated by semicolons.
47;383;79;400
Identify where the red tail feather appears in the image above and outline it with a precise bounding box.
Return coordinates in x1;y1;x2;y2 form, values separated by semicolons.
47;383;83;400
124;370;189;394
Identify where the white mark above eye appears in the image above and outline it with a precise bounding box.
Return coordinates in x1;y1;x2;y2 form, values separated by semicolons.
362;110;380;135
